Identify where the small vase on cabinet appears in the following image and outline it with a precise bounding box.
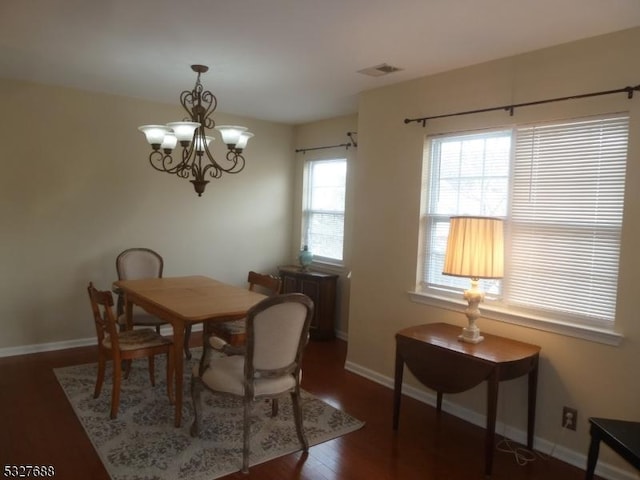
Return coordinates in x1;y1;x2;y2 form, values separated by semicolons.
298;245;314;271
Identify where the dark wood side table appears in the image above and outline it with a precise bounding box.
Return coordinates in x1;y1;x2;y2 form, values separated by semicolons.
278;266;338;340
586;417;640;479
393;322;541;477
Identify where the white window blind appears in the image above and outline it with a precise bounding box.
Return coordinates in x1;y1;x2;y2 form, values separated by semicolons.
303;159;347;262
420;114;629;326
509;116;629;322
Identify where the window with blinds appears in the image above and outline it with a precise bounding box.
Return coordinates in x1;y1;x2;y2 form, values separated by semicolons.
303;158;347;262
420;114;629;326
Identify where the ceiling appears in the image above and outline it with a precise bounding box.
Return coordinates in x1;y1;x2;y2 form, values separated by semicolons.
1;0;640;125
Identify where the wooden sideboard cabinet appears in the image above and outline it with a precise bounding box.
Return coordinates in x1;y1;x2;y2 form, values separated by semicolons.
278;266;338;340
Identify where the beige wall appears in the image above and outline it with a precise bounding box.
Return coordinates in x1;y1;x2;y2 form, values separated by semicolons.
347;27;640;477
292;114;358;337
0;78;296;350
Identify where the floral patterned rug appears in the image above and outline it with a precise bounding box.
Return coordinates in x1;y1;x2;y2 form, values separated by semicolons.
54;350;364;480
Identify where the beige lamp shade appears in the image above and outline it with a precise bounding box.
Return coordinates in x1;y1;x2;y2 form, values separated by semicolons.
442;216;504;279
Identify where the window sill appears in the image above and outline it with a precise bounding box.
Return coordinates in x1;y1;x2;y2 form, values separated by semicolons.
308;260;348;275
408;291;623;346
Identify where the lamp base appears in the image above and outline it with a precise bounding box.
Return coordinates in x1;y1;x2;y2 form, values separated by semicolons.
458;329;485;344
459;279;485;344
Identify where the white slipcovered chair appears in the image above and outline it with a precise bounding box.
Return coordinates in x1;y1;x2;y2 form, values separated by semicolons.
205;271;282;347
190;293;314;474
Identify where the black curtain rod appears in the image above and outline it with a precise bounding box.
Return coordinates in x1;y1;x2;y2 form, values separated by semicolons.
295;131;358;154
295;142;352;154
404;84;640;127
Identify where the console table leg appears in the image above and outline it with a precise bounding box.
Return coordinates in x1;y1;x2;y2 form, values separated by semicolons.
527;356;539;449
393;349;404;430
437;392;443;412
485;372;499;477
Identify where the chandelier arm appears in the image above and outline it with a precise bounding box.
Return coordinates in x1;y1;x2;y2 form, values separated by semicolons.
148;150;169;172
201;147;223;179
189;152;204;182
176;142;197;178
149;150;189;176
200;91;217;130
222;150;246;173
180;90;197;121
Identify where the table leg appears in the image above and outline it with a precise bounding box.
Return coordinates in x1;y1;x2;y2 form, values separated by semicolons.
392;347;404;430
485;370;499;477
585;427;601;480
436;392;443;412
125;296;133;330
527;355;539;449
172;322;185;428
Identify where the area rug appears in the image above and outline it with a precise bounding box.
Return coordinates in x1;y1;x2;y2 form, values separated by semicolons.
54;350;364;480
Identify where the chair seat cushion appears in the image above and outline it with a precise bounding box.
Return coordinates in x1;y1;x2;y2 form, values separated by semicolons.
118;306;166;327
103;328;172;351
193;355;297;397
215;318;246;335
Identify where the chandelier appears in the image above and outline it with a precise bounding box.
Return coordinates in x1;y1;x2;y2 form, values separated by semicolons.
138;65;253;196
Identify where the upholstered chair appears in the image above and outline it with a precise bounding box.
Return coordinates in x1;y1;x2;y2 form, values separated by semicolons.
190;293;314;473
203;271;282;347
115;248;166;332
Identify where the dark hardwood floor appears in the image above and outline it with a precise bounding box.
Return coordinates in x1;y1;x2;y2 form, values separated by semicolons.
0;336;592;480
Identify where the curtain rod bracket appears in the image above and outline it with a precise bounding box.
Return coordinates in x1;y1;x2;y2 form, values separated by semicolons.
347;131;358;147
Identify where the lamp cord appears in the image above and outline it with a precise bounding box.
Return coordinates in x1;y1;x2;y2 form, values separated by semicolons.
495;389;539;466
496;436;538;466
496;407;572;466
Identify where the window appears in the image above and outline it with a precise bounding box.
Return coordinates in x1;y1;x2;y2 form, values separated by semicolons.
419;114;629;328
302;158;347;263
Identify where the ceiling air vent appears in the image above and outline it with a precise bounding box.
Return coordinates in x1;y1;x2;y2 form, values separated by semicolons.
357;63;403;77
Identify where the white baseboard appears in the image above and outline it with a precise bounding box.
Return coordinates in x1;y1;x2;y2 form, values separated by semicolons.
344;360;638;480
0;324;203;358
0;337;96;358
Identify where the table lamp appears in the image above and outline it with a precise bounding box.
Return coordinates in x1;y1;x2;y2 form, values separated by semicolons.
442;216;504;344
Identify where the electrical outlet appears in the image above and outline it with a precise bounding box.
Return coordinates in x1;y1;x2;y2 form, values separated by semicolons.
563;406;577;431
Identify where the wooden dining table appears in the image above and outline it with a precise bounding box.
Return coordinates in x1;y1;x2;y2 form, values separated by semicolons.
112;275;266;427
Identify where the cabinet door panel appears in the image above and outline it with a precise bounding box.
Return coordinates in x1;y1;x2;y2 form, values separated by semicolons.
278;267;337;340
282;276;298;294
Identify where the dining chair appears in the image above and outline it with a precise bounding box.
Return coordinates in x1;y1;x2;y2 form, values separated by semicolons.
115;247;166;333
87;282;174;419
190;293;314;474
199;271;282;348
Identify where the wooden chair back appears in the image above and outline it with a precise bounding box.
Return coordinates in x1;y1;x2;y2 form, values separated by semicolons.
87;282;120;351
247;271;281;296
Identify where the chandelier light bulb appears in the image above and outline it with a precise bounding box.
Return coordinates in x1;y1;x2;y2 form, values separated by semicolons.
160;133;177;152
194;135;214;153
235;131;254;150
138;125;172;148
167;121;200;144
215;125;248;146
